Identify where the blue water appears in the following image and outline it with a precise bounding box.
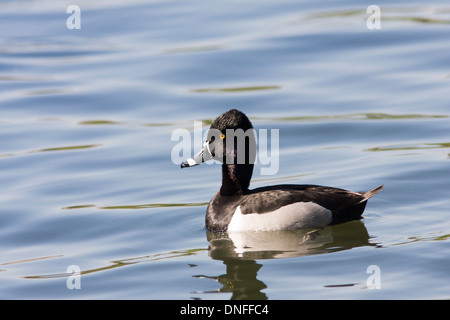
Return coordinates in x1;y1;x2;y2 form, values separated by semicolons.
1;0;449;299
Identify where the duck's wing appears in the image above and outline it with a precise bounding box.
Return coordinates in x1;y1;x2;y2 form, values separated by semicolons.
245;184;383;224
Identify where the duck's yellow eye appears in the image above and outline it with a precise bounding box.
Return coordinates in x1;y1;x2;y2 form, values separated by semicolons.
220;133;225;139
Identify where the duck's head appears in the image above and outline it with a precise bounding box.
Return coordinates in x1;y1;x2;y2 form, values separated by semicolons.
181;109;256;194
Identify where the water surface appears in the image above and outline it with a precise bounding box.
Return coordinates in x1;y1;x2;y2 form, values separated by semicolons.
1;0;449;299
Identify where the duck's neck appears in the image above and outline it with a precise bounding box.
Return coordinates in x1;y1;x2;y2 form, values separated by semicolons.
220;163;253;196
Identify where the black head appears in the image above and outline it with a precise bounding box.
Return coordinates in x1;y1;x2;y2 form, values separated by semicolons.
181;109;256;195
209;108;254;132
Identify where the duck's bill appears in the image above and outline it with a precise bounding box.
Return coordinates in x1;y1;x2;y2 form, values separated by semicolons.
180;142;213;168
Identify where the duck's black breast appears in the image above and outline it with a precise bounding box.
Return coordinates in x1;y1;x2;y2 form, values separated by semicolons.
205;184;373;232
206;192;242;232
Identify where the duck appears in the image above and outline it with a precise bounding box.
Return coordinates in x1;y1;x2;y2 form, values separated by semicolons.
181;109;383;232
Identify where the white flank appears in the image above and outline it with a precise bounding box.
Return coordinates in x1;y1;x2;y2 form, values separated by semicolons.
227;202;332;232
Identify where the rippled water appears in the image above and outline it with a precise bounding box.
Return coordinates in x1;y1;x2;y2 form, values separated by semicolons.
1;0;450;300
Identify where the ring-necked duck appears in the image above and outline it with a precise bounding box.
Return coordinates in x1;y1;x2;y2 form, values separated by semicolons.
181;109;383;232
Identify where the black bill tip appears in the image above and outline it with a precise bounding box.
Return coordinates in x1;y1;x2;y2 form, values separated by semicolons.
180;162;189;168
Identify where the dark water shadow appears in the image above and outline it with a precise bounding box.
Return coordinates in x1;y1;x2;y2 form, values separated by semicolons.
197;220;377;299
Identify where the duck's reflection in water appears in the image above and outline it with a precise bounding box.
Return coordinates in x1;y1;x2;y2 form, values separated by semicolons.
195;220;376;299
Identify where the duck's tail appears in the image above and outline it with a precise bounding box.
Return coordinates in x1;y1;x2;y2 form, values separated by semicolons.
358;185;384;203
